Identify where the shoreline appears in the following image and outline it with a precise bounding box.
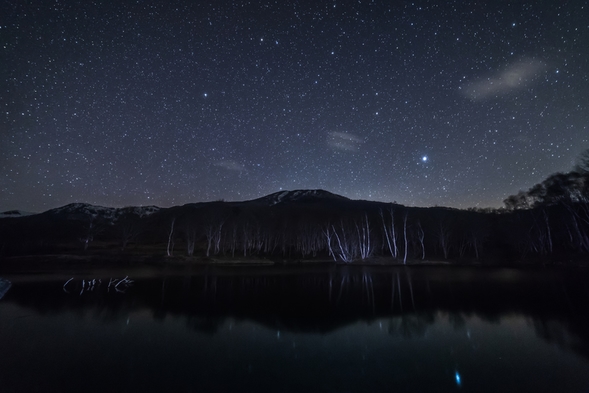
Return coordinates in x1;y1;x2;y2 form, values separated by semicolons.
1;253;588;275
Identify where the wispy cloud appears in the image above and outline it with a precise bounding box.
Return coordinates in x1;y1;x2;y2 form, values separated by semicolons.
327;131;363;152
461;58;546;101
213;160;247;173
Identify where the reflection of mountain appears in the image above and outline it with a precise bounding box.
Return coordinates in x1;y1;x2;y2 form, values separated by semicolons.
5;267;589;359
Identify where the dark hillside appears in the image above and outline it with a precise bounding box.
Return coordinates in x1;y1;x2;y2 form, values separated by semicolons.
0;189;588;266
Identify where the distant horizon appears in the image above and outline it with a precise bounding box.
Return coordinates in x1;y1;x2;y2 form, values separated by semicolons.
1;187;507;214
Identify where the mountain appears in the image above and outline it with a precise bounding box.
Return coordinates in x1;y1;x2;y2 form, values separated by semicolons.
42;203;160;223
0;210;37;219
250;189;350;206
2;189;588;265
4;190;349;221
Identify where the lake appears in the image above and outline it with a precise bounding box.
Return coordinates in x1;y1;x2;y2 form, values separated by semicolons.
1;265;589;392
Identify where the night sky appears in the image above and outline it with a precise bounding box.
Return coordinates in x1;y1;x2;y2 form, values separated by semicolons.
2;0;588;212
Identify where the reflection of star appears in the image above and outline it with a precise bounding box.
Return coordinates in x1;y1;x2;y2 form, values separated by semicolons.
422;156;428;162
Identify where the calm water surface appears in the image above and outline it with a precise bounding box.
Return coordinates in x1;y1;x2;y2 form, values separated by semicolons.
1;265;589;392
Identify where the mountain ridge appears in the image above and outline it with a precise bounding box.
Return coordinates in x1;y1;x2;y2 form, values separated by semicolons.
249;189;350;206
3;189;354;221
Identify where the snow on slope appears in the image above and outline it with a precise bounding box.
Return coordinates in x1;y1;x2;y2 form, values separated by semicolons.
46;203;160;223
256;189;349;206
0;210;38;219
5;190;346;223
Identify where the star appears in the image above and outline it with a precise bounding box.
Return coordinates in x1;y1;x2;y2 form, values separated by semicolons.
1;0;586;211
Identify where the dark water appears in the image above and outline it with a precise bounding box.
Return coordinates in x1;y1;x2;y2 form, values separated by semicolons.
1;265;589;392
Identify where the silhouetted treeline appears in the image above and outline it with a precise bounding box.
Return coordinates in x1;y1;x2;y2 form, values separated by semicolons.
1;149;588;264
0;186;586;265
501;149;589;260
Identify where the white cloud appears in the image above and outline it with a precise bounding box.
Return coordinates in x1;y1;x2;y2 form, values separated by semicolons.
327;131;363;151
462;58;546;101
213;160;247;173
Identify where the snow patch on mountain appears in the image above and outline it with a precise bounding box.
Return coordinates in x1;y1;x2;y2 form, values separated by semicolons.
256;189;349;206
46;203;160;223
0;210;38;219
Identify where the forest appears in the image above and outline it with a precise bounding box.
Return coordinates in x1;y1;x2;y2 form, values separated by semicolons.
1;152;588;266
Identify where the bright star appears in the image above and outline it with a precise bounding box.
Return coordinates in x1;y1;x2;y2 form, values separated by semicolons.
422;156;428;162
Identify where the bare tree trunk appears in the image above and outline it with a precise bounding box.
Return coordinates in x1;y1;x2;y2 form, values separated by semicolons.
186;225;197;256
214;222;224;255
332;221;354;263
205;225;213;257
167;218;175;257
417;220;425;260
403;211;409;264
79;221;98;251
356;213;372;260
380;208;398;258
437;220;451;259
470;232;480;260
543;209;553;254
458;236;469;259
323;224;337;262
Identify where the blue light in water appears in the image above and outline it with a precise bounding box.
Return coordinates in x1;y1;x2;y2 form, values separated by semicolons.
455;371;462;386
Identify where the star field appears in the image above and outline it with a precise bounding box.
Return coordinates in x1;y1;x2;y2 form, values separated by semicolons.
2;0;588;211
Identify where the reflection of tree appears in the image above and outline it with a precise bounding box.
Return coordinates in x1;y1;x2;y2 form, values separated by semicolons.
390;270;416;312
530;317;589;360
388;313;435;338
449;313;466;330
533;319;571;347
185;316;224;335
7;268;589;362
